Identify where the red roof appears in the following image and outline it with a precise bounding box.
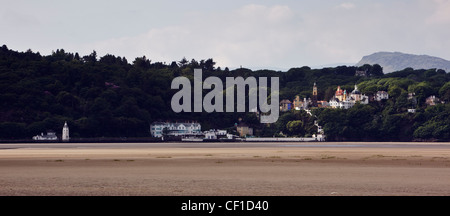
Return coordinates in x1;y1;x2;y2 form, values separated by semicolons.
335;86;344;96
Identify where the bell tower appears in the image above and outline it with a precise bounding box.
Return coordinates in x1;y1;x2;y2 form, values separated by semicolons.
312;82;318;107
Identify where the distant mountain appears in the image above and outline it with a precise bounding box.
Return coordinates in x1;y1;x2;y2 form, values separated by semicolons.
356;52;450;73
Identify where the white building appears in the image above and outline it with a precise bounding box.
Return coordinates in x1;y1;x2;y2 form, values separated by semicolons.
376;91;389;101
329;85;369;109
150;121;201;138
425;95;441;106
33;131;57;141
62;121;70;142
329;97;355;109
312;120;326;141
204;129;227;139
204;131;217;139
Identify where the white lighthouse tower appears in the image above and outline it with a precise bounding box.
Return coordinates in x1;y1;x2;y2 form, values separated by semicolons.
62;121;70;142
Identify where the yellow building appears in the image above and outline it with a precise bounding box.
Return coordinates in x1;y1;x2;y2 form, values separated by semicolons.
236;122;253;137
293;95;302;110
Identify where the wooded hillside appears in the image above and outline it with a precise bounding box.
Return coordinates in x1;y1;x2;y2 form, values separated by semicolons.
1;45;449;141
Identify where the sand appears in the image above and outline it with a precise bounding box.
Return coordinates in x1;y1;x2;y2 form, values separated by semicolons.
1;143;450;196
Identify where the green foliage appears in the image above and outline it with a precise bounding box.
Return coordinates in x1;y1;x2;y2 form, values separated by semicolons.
317;108;348;140
408;82;434;106
1;44;450;141
286;120;304;137
413;104;450;140
316;66;450;141
357;64;384;76
439;82;450;102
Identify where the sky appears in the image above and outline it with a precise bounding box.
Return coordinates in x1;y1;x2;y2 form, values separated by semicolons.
2;0;450;70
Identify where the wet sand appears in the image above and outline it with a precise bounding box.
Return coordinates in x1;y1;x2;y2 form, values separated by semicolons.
1;143;450;196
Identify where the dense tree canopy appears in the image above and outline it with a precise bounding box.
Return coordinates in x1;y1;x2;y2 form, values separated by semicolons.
1;45;449;141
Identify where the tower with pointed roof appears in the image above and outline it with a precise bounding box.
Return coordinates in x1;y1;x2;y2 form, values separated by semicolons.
62;121;70;142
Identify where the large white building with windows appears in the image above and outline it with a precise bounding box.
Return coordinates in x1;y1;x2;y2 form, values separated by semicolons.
150;121;202;138
32;131;57;141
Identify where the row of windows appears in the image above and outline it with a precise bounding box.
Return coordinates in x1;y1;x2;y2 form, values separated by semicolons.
151;127;200;130
152;124;200;128
151;131;202;135
152;128;201;131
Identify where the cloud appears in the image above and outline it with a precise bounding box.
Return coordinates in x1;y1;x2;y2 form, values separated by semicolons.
76;1;450;69
427;0;450;24
83;4;302;68
236;4;294;23
337;2;356;10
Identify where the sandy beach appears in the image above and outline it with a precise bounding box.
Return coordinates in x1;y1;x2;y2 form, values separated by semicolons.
1;142;450;196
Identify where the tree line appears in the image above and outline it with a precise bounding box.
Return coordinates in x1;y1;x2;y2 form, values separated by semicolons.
0;45;449;141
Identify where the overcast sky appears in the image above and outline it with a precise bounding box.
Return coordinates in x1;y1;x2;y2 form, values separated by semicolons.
2;0;450;70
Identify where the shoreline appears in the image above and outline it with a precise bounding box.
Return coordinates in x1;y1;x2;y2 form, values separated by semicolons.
1;136;449;144
2;141;450;149
1;143;450;196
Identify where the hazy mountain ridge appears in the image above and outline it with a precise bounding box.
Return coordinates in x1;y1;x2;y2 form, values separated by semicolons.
356;52;450;73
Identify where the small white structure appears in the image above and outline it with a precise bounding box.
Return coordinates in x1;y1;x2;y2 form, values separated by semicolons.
314;133;326;142
62;121;70;142
203;129;227;139
227;134;237;139
313;120;326;141
204;131;217;139
33;131;57;141
425;95;440;106
376;91;389;101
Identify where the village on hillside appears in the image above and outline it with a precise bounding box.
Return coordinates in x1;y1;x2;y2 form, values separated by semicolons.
150;81;386;142
32;79;446;143
149;76;447;142
30;70;446;143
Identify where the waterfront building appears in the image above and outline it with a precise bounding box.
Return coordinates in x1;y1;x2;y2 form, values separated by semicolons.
204;129;227;139
150;121;201;138
33;131;57;141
